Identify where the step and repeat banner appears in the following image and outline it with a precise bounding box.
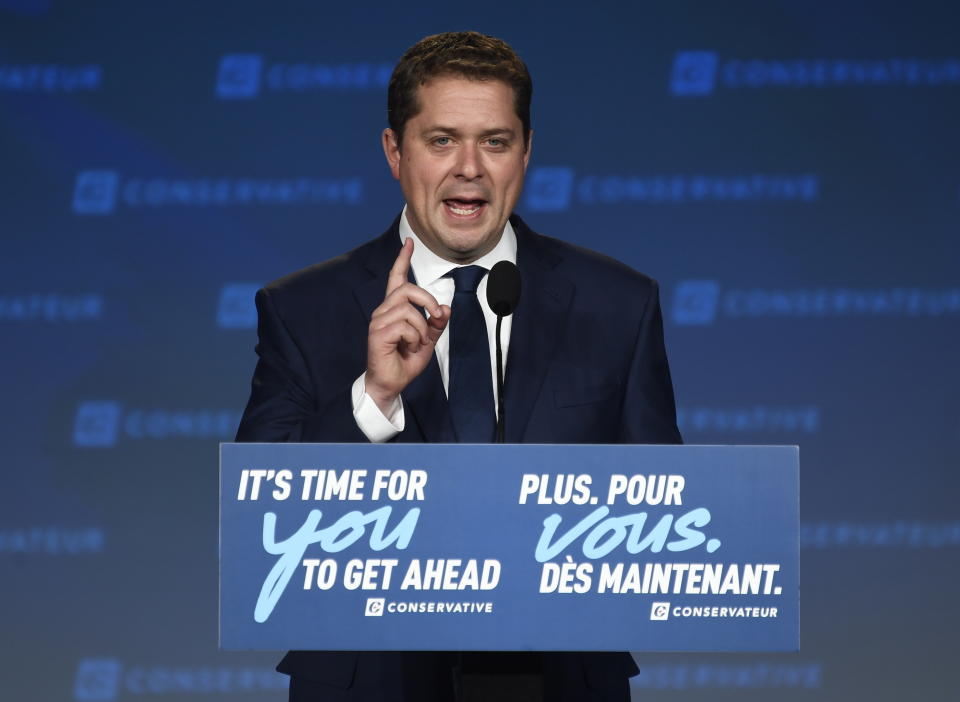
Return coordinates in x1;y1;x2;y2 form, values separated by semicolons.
2;1;958;701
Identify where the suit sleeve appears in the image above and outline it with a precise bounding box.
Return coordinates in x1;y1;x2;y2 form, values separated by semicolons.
619;280;683;444
235;287;368;443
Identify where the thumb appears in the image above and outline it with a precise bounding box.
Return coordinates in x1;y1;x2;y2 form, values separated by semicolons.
425;305;450;342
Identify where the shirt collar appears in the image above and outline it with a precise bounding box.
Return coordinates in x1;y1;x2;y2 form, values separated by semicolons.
398;205;518;287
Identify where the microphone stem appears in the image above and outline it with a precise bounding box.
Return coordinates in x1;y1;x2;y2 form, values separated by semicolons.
495;314;505;443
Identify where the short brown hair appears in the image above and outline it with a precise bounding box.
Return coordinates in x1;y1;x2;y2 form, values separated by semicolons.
387;31;532;149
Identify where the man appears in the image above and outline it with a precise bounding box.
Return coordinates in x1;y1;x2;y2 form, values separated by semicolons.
237;31;681;702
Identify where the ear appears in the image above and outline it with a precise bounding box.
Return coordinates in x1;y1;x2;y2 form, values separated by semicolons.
382;128;402;181
522;130;533;171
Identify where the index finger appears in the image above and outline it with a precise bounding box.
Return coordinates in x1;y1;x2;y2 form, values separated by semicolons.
386;237;414;295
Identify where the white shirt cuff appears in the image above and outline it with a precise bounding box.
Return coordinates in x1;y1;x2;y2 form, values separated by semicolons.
351;372;404;443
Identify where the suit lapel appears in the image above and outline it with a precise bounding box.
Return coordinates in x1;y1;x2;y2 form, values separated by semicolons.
352;214;570;444
352;217;456;443
504;217;574;442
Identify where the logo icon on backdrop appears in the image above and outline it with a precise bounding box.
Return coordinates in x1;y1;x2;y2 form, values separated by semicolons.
74;659;286;697
650;602;670;621
73;401;122;448
71;171;363;214
671;283;960;321
672;280;720;325
216;54;263;99
73;171;119;215
678;405;821;435
0;293;103;322
801;521;960;549
670;51;960;96
74;658;122;702
217;283;261;329
0;62;101;91
365;598;386;617
524;171;817;210
0;527;106;555
72;402;241;446
525;167;575;212
633;662;822;690
215;54;392;98
670;51;719;96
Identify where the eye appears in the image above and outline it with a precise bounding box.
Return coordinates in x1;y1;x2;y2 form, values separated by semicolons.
433;136;451;146
484;137;510;150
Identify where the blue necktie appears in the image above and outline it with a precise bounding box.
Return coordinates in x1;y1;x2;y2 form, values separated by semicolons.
446;266;496;443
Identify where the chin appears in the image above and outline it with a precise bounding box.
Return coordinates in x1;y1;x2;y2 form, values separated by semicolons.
435;238;486;262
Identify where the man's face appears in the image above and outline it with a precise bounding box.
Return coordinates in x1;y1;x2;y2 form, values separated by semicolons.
383;76;531;263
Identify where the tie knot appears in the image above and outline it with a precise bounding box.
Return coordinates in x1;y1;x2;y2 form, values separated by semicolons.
446;265;487;294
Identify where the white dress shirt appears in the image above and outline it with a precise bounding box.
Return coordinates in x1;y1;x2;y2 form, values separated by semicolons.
351;206;518;442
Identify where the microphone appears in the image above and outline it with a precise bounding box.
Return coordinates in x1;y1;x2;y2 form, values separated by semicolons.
486;260;521;316
486;261;521;443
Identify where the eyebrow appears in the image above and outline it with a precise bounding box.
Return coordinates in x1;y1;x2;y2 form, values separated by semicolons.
420;125;519;138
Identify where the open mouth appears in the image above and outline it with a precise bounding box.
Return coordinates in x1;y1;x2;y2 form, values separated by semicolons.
443;198;487;218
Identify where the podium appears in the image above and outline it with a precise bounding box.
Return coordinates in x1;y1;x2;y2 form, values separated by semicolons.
220;443;798;652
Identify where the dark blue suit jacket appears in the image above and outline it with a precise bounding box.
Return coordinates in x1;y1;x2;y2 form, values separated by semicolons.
236;214;682;701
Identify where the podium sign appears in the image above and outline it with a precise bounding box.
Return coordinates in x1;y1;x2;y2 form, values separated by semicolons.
220;444;798;651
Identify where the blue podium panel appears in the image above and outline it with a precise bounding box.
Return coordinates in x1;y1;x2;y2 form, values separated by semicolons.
219;444;798;652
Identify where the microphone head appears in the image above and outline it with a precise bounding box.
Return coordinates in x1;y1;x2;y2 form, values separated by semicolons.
486;260;521;316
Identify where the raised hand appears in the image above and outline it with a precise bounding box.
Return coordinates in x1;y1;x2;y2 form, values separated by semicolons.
365;238;451;414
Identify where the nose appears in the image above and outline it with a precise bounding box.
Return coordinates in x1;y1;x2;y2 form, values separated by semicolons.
454;142;483;180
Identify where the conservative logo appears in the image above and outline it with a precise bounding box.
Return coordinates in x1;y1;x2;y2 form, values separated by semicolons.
73;171;119;214
0;527;105;556
670;51;719;96
72;401;241;447
215;54;392;99
526;167;576;212
801;521;960;549
633;662;822;689
360;599;494;616
216;54;263;99
671;281;960;324
0;62;101;92
0;293;103;322
74;658;286;700
74;401;122;447
677;406;821;436
72;171;362;215
650;602;670;620
670;50;960;96
523;169;818;212
672;281;720;325
217;283;261;329
75;659;122;701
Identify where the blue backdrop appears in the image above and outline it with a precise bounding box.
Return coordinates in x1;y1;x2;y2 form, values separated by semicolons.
2;1;958;700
